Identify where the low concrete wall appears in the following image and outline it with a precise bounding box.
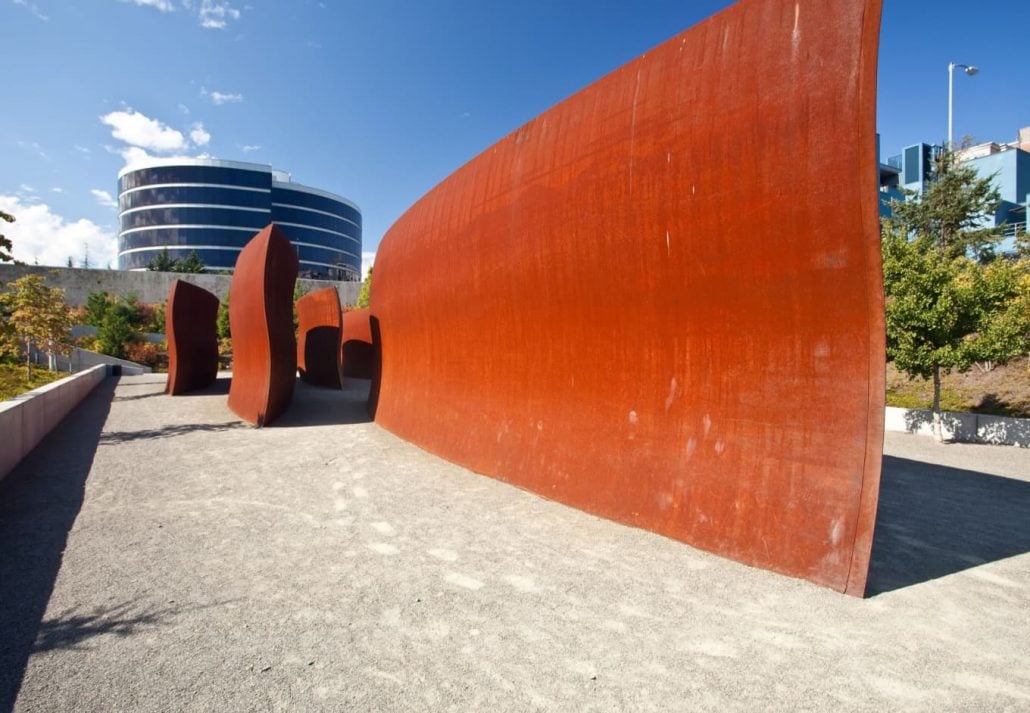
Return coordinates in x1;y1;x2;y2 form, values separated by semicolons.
0;265;361;307
27;342;152;376
885;406;1030;448
0;365;109;483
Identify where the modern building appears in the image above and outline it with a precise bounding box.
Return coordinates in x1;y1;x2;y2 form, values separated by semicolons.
117;158;361;280
882;126;1030;240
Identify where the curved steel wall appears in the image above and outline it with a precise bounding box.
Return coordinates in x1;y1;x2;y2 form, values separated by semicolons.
371;0;885;595
117;159;361;280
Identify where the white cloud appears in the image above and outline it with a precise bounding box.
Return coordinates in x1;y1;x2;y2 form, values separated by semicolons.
178;103;191;115
91;189;118;209
0;195;116;269
52;187;63;194
118;0;243;29
74;144;92;155
241;144;261;153
202;87;243;105
101;109;187;153
13;0;49;21
17;140;49;161
189;122;211;146
116;146;211;170
121;0;176;11
198;0;240;29
361;251;375;279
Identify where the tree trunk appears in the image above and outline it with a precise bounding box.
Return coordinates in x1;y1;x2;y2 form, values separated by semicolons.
24;337;32;380
932;365;943;442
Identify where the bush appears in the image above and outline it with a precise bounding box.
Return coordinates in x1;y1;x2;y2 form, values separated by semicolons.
125;340;166;370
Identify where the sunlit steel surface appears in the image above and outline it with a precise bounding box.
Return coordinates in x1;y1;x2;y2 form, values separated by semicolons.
296;287;343;389
165;280;219;395
341;308;374;380
370;0;885;594
227;224;299;426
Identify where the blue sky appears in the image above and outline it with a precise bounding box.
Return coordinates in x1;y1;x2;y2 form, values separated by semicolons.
2;0;1027;273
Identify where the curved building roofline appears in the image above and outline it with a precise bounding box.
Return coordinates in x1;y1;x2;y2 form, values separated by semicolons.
272;180;360;213
117;156;359;212
117;156;273;179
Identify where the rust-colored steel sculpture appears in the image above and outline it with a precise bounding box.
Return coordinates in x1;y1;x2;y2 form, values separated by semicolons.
165;280;219;395
227;224;299;426
341;308;374;380
296;287;343;388
370;0;885;595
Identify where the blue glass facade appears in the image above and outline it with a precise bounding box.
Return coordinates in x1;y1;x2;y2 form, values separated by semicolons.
117;159;361;280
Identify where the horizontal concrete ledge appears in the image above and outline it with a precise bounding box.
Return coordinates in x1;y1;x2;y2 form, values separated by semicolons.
885;406;1030;448
0;365;110;483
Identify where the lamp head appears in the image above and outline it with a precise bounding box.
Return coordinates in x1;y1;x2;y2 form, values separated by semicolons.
964;66;979;76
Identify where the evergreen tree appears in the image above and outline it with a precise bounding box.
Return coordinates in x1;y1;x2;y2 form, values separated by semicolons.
84;291;113;326
1;210;16;263
889;149;1002;263
147;248;177;272
175;250;206;273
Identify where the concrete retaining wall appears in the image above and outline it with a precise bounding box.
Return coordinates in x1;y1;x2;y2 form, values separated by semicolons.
885;406;1030;447
0;365;109;483
0;265;361;307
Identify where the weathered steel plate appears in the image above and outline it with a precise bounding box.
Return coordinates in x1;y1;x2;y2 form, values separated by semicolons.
227;224;299;427
371;0;884;594
165;280;219;396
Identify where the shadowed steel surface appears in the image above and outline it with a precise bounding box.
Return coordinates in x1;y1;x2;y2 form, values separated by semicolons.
371;0;885;595
342;308;374;380
227;225;299;427
297;288;343;389
165;280;219;396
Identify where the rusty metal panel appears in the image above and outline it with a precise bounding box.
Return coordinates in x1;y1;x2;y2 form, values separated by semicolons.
227;224;299;427
341;308;374;380
370;0;885;595
165;280;219;395
297;287;343;389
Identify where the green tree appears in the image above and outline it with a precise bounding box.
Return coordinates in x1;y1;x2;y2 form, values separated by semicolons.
176;250;206;273
147;247;177;272
147;248;206;273
96;302;137;359
356;266;372;308
890;148;1002;263
0;275;72;378
1;210;16;263
883;145;1030;440
217;292;231;340
84;290;113;326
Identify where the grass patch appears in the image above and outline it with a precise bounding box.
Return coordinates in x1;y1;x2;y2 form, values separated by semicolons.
0;363;67;402
886;358;1030;418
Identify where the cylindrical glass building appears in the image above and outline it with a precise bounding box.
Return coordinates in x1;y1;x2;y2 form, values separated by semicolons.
117;158;361;281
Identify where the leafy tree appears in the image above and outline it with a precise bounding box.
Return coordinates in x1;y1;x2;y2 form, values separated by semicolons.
883;145;1029;440
356;266;372;308
889;148;1002;263
217;293;231;340
292;282;308;332
1;210;16;263
0;275;72;378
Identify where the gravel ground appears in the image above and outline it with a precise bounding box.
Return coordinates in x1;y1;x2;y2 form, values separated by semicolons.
1;373;1028;712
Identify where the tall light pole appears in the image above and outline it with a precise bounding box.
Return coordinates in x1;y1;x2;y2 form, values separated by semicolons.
948;62;979;149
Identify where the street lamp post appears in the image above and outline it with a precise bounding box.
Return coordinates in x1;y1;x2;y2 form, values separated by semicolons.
948;62;979;149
